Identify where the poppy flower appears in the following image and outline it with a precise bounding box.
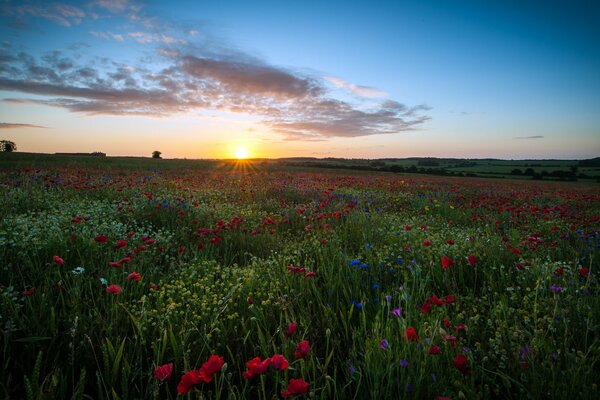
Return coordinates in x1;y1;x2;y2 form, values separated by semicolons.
22;287;36;296
304;271;316;279
294;340;310;359
114;239;127;249
441;256;454;270
468;255;476;266
429;345;442;355
554;267;564;276
281;378;309;398
271;354;289;371
106;284;122;295
153;362;173;381
286;322;298;337
423;239;431;246
177;369;203;394
109;261;122;268
198;355;224;383
578;268;590;278
94;235;108;244
127;271;142;281
453;354;470;375
243;357;271;379
405;326;419;342
53;255;65;266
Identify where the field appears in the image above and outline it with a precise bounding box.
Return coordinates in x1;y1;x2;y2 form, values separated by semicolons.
0;154;599;399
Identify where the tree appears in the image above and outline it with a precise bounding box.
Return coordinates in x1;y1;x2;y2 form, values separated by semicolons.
0;140;16;152
152;151;162;159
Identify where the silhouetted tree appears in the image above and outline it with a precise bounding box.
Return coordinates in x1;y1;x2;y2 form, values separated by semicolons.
152;151;162;159
0;140;16;152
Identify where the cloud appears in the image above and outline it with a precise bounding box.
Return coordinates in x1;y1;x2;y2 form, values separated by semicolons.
0;122;47;129
1;2;85;27
91;30;185;44
325;76;387;98
513;135;544;139
0;40;430;139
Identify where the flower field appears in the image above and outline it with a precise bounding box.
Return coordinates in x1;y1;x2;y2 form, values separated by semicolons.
0;164;598;399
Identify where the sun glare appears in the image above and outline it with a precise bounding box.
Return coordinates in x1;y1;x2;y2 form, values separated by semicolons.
235;147;249;159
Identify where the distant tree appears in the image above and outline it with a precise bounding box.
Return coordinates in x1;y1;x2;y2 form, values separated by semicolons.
510;168;522;175
0;140;16;152
524;168;535;176
152;151;162;159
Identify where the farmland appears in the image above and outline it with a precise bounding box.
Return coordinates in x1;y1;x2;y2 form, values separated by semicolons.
0;155;598;399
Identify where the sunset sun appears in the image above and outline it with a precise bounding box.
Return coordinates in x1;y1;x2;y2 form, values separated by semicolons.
235;147;249;159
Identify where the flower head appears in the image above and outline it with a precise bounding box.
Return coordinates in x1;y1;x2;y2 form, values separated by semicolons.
243;357;271;379
53;255;65;266
405;326;419;342
153;363;173;382
281;378;309;398
294;340;310;359
453;354;470;375
271;354;289;371
128;271;142;281
106;284;122;295
199;355;224;383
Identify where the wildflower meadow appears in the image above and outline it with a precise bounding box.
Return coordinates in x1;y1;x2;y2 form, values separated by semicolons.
0;162;598;399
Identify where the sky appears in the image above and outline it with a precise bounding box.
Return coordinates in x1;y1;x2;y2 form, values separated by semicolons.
0;0;599;159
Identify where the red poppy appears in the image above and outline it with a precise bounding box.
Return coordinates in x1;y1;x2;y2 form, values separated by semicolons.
304;271;316;279
468;255;476;266
22;287;36;296
447;239;455;245
453;354;470;375
423;239;431;246
286;322;298;337
94;235;108;244
177;369;203;394
445;294;456;304
243;357;271;379
405;326;419;342
198;355;224;383
114;239;128;249
271;354;289;371
578;268;590;278
420;302;432;314
281;378;309;398
554;267;564;276
441;256;454;270
118;257;132;265
294;340;310;359
287;266;306;274
53;255;65;266
109;261;122;268
429;345;442;355
106;284;122;295
153;362;173;381
127;271;142;281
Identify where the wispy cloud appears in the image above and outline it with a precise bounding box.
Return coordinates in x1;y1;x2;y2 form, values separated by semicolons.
514;135;544;139
1;2;85;27
325;76;387;98
0;122;47;129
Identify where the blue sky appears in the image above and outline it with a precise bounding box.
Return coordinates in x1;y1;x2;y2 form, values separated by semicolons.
0;0;598;158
